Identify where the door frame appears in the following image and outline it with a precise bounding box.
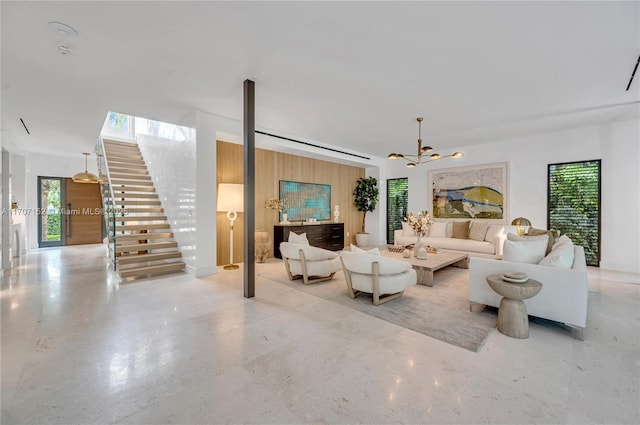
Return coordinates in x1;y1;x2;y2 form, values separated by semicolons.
37;176;66;248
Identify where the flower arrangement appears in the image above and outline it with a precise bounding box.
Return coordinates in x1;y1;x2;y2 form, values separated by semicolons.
405;210;434;236
264;198;284;211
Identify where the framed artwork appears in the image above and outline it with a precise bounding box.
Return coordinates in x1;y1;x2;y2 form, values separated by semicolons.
429;162;508;221
279;180;331;222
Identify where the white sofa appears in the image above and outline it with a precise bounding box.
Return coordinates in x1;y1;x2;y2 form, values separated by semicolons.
468;245;588;339
394;221;509;259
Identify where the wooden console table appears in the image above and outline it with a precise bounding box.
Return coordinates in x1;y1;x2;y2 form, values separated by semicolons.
274;223;344;259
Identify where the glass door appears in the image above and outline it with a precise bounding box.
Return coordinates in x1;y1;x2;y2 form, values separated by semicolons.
37;176;65;247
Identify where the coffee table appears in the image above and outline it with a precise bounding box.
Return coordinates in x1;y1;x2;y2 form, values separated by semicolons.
382;248;468;287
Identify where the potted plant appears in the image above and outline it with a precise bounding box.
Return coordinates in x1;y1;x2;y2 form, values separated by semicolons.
353;176;379;246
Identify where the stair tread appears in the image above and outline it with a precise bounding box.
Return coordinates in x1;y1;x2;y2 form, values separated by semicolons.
115;223;170;230
115;215;167;221
114;201;162;205
110;174;151;180
119;262;185;278
111;180;154;186
117;251;182;264
116;241;178;251
115;232;174;240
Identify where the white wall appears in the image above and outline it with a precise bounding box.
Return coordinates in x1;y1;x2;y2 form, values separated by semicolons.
24;153;96;249
135;118;197;273
380;119;640;273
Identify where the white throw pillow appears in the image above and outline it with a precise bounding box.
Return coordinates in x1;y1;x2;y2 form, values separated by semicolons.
430;221;448;237
401;222;416;236
507;233;550;244
484;225;505;242
350;244;380;255
502;237;548;264
288;231;309;245
469;222;489;242
539;239;575;268
552;235;572;249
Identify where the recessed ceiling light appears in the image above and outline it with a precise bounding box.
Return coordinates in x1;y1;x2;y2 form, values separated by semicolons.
57;45;71;55
48;21;78;37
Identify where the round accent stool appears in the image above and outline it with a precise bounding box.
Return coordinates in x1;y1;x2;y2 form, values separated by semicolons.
486;274;543;339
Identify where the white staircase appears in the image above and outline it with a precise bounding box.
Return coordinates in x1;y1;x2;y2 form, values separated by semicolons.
102;139;185;279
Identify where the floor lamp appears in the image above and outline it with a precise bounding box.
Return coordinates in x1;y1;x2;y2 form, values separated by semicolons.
217;183;244;270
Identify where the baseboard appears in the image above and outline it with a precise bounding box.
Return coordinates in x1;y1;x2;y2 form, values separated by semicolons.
193;265;218;277
599;261;639;274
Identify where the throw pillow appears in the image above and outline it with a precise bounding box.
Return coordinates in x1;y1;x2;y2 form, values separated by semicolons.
350;244;381;255
484;225;505;243
527;227;558;254
430;221;448;237
552;235;572;250
502;236;548;264
401;221;416;236
451;220;470;239
468;221;489;241
539;239;575;268
288;231;309;245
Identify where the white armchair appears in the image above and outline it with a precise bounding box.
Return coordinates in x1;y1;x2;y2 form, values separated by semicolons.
340;251;417;305
279;242;342;284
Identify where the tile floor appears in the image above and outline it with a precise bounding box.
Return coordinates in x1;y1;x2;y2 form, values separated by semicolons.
1;244;638;424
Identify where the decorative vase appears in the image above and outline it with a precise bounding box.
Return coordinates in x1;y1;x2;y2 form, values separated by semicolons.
334;205;340;223
414;234;424;257
254;230;270;263
355;232;370;247
280;213;290;224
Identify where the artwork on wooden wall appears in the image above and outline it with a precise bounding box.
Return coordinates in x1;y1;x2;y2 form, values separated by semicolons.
429;162;508;221
279;180;331;222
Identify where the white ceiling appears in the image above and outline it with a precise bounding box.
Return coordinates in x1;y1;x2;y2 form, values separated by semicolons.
2;1;639;159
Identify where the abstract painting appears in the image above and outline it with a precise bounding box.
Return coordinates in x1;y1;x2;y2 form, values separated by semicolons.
429;162;508;221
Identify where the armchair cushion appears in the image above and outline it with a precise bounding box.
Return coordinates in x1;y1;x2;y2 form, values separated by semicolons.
340;251;417;303
279;242;338;261
341;252;412;275
288;231;309;245
350;244;381;255
279;242;341;284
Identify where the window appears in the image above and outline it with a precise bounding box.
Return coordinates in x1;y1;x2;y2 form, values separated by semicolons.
548;160;601;266
387;178;408;244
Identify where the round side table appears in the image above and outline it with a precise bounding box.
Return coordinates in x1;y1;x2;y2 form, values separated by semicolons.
486;274;543;339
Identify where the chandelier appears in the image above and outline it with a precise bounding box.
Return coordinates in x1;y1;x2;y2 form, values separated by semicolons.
388;117;464;168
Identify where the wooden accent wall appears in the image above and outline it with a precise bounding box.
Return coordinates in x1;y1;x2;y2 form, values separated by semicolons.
216;141;364;266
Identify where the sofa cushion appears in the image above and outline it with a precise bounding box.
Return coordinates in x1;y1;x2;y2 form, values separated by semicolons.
527;227;559;254
485;225;504;242
503;235;548;264
401;221;416;236
350;244;380;255
469;221;489;241
288;231;309;245
539;239;575;268
425;236;496;255
430;221;449;237
451;220;470;239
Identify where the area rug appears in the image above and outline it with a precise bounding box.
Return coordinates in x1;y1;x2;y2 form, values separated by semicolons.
258;263;497;352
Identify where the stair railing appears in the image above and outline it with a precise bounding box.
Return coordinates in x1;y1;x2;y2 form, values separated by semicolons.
96;136;118;271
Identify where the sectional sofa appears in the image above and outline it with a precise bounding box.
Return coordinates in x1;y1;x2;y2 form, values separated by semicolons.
393;220;508;259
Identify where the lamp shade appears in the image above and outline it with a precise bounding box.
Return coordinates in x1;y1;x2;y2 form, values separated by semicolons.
511;217;531;226
217;183;244;212
72;152;99;184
